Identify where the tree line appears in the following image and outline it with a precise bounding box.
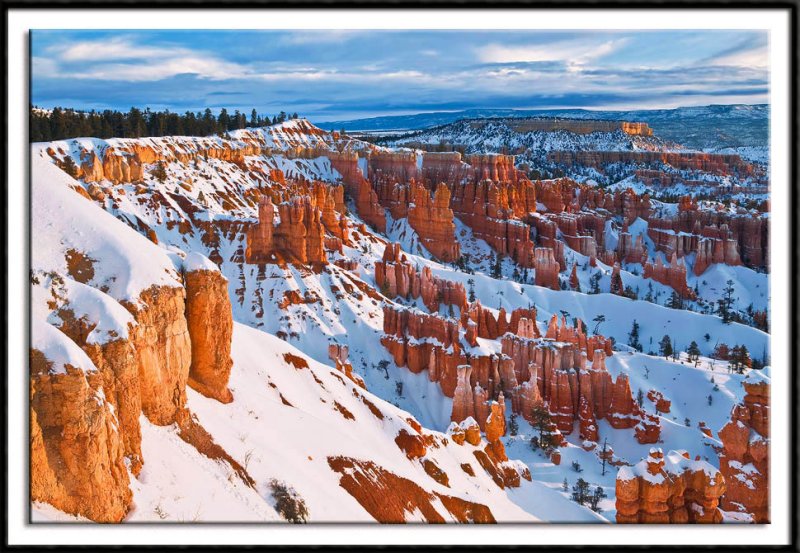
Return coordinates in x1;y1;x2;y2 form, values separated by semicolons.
30;105;301;142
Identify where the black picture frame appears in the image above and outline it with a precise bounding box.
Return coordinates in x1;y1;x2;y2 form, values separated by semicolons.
4;1;797;550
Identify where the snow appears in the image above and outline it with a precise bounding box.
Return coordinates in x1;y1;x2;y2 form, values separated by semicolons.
31;317;97;375
29;115;771;524
183;251;221;273
31;151;183;303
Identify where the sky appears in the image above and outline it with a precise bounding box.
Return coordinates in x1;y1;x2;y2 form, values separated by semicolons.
30;29;769;123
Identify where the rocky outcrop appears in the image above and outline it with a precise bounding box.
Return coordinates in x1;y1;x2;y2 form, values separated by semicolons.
470;118;653;136
375;243;467;312
246;195;327;265
617;231;647;264
643;253;696;299
718;370;770;522
465;154;521;183
533;247;560;290
183;257;234;404
461;302;539;341
616;449;726;523
407;182;460;262
647;389;671;413
647;209;766;272
368;150;419;183
549;150;753;176
328;151;387;232
381;304;462;396
328;456;497;523
124;285;192;426
449;178;537;267
30;337;132;522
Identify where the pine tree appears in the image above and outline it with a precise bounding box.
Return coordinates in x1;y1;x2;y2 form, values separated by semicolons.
659;334;673;358
491;253;503;279
467;279;476;303
529;401;557;452
628;319;642;351
591;314;606;335
600;437;609;476
571;478;591;505
589;486;607;512
687;341;701;365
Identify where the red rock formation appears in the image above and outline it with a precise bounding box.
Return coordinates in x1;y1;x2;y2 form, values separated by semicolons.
718;371;770;522
368;150;419;183
569;264;580;290
328;151;387;232
534;247;560;290
617;232;647;264
610;263;625;295
184;263;234;404
246;195;327;264
30;343;132;522
124;285;192;426
420;151;470;184
449;178;537;266
647;389;671;413
549;150;754;176
466;154;521;183
407;182;460;262
375;243;467;312
694;235;743;276
616;449;726;523
643;253;696;299
647;210;765;272
461;302;539;341
578;393;599;447
328;456;496;523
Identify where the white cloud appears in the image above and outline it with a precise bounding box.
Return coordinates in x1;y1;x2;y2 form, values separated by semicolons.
50;37;190;62
39;37;254;81
278;30;365;45
713;44;769;69
477;38;628;68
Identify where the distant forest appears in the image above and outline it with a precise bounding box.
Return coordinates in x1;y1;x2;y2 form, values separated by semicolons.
30;105;300;142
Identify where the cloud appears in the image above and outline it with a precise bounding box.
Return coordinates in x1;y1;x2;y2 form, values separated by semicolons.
701;35;769;69
39;37;254;81
30;30;769;119
51;37;186;62
476;38;628;69
278;30;365;45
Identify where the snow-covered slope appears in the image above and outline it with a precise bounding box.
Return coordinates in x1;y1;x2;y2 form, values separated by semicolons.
29;118;770;524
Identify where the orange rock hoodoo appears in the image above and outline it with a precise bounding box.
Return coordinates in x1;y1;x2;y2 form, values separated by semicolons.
502;316;659;446
643;253;696;299
409;183;460;262
327;151;387;233
30;348;132;523
717;371;770;522
184;265;234;404
245;195;327;264
448;178;538;268
375;243;467;312
647;204;766;273
31;256;237;522
616;449;726;523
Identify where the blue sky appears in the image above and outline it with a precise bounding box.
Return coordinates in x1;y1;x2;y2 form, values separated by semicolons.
31;29;769;122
